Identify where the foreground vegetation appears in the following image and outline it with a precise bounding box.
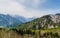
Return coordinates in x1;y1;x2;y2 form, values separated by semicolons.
0;28;59;38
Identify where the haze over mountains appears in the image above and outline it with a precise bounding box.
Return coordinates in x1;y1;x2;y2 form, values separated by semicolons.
0;14;35;28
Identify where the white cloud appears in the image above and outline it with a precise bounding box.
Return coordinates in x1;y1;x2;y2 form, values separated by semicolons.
0;0;26;15
0;0;47;18
0;0;59;18
31;0;46;8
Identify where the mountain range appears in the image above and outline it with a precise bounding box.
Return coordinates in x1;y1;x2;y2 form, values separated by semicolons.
16;13;60;30
0;13;60;38
0;13;60;29
0;14;35;28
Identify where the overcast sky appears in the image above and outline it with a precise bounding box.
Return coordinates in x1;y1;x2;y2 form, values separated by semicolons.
0;0;60;18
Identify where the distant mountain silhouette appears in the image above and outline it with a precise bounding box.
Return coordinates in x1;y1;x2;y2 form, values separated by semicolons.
0;14;35;28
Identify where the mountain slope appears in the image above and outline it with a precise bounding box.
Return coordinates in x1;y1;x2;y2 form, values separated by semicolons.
16;13;60;30
0;14;23;27
0;14;35;28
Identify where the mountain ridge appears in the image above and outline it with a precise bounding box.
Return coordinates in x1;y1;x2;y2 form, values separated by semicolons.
16;13;60;30
0;14;36;28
